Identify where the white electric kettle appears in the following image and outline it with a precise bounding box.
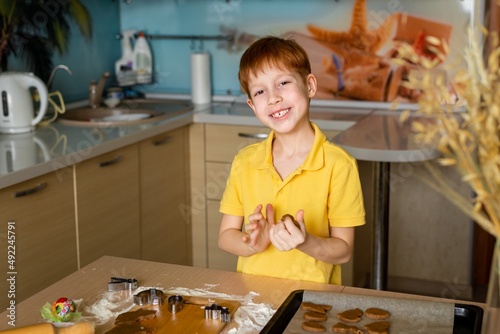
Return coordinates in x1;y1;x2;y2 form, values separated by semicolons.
0;72;48;134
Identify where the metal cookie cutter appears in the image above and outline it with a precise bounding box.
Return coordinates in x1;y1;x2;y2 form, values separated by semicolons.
204;303;230;323
107;277;138;291
134;288;164;306
167;295;184;314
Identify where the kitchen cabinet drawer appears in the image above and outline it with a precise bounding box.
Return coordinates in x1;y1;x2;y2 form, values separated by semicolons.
205;124;268;162
139;127;191;265
75;144;140;267
0;168;77;310
207;200;238;271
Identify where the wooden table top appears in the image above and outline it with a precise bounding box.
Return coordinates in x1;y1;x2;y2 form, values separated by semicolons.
0;256;484;333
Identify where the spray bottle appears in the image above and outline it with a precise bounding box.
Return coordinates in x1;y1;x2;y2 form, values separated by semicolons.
115;30;137;86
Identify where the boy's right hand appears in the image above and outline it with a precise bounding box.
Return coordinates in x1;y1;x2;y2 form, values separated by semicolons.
243;204;274;253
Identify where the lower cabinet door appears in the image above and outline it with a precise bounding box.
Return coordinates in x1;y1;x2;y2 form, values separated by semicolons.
0;168;77;309
139;127;191;265
75;144;141;267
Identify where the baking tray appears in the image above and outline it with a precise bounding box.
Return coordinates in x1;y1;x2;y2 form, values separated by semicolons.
260;290;483;334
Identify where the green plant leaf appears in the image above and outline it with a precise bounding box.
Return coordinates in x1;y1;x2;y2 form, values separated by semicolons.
0;0;16;19
51;20;67;54
1;0;92;79
68;0;92;39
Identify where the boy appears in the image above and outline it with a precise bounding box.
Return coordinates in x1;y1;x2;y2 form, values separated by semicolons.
218;36;365;285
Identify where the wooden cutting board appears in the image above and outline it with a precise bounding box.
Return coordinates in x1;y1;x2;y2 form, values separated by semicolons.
104;295;240;334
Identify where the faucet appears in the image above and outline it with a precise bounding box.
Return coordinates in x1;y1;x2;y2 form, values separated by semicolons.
47;64;73;87
89;71;110;108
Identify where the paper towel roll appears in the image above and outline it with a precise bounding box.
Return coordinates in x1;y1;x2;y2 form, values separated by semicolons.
190;52;212;105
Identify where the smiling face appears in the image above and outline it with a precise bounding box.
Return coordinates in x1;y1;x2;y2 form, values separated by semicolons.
246;65;317;133
238;36;317;134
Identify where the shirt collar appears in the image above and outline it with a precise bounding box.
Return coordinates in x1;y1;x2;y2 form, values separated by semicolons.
250;122;326;171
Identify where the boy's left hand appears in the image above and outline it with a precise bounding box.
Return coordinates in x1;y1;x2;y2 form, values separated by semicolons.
269;210;306;251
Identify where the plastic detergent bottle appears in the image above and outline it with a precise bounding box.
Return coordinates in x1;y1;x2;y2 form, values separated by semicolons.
115;30;137;86
134;31;153;84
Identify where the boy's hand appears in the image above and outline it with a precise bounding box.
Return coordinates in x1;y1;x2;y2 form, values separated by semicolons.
243;204;274;253
269;210;306;251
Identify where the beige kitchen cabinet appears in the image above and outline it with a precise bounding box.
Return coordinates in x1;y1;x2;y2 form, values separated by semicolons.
189;123;206;268
190;123;344;272
139;126;191;265
75;144;141;267
0;168;77;310
191;124;268;271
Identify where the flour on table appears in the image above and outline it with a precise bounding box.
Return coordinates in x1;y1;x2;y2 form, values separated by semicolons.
228;299;275;334
82;291;136;325
81;284;275;333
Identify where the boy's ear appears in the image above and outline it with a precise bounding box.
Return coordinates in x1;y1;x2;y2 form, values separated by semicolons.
307;74;318;98
247;98;256;112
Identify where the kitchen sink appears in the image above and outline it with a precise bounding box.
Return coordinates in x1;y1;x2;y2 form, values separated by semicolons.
57;99;193;126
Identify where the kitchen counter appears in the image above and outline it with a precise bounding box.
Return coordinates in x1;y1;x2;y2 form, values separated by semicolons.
333;109;439;162
0;256;484;333
0;100;195;189
0;95;375;189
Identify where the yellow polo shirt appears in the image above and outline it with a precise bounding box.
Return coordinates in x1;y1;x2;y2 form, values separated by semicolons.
219;122;365;284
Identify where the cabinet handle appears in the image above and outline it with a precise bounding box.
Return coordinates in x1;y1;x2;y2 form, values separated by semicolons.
99;155;123;167
14;182;47;198
153;136;171;146
238;133;268;139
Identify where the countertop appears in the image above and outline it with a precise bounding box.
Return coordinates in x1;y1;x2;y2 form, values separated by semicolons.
0;256;484;333
0;94;434;189
334;109;439;163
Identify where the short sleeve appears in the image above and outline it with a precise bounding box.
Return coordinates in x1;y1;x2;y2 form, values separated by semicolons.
328;157;365;227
